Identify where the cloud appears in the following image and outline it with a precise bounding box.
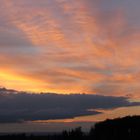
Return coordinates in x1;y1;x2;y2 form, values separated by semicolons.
0;0;140;98
0;88;139;123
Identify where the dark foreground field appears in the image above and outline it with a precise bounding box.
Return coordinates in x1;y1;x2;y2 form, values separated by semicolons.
1;116;140;140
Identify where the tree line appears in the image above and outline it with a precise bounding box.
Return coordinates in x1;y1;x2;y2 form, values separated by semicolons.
1;115;140;140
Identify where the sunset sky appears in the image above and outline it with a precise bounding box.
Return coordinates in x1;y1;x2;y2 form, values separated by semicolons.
0;0;140;132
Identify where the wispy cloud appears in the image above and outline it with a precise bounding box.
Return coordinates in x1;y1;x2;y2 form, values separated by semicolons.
0;0;140;97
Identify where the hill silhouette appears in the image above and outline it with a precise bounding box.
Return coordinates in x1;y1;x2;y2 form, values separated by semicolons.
90;115;140;140
0;115;140;140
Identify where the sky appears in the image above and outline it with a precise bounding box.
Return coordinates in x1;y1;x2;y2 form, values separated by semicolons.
0;0;140;132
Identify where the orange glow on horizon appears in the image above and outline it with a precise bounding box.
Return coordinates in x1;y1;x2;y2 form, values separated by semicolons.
0;69;47;92
0;69;95;94
31;106;140;123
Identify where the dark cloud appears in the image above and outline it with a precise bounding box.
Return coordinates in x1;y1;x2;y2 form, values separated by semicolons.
0;88;139;123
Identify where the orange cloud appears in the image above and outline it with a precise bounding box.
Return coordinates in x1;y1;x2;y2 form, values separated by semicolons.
0;0;140;98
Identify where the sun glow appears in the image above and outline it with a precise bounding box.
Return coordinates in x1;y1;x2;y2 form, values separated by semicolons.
0;69;48;92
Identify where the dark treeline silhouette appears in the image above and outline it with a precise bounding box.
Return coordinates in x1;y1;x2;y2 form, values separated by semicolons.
1;116;140;140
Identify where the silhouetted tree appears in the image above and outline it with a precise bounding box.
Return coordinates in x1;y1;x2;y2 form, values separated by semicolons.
92;116;140;140
1;116;140;140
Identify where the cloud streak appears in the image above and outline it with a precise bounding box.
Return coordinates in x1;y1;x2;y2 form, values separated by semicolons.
0;88;139;123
